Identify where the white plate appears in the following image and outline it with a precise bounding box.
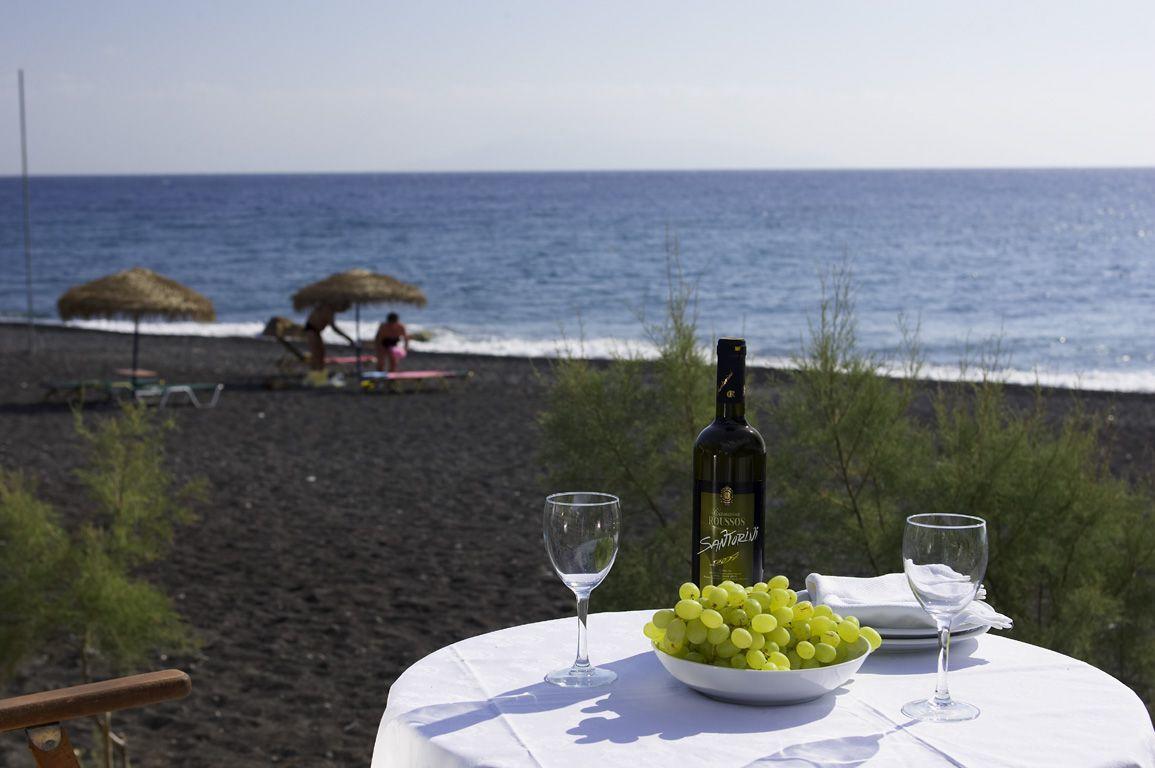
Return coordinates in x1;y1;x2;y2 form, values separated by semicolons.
653;647;872;706
871;623;989;652
876;620;985;639
794;589;990;649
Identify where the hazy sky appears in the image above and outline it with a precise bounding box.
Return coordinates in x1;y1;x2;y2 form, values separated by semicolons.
2;1;1153;174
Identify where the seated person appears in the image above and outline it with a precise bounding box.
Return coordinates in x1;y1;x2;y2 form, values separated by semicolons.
374;312;411;372
303;303;354;370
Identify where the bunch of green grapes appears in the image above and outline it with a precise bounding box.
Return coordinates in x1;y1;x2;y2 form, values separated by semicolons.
642;575;883;671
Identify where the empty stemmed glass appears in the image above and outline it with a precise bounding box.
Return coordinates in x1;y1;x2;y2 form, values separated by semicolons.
542;492;621;688
902;513;989;722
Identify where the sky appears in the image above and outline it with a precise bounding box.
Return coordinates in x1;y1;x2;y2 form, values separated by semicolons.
1;1;1153;175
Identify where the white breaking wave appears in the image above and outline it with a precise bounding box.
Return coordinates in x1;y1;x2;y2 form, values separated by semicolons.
8;317;1155;394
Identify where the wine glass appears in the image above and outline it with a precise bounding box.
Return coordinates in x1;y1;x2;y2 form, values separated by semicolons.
901;513;988;722
543;492;621;688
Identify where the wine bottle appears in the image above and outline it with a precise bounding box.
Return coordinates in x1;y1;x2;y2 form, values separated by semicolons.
691;337;766;587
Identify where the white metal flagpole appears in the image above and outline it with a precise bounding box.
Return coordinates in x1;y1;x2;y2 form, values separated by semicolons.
18;69;34;353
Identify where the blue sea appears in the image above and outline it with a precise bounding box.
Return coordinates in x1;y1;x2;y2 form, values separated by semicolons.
2;169;1153;391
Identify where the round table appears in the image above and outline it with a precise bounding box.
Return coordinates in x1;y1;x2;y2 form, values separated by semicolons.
373;610;1155;767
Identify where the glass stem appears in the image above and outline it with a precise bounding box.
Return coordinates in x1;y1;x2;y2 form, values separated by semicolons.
573;593;591;670
933;618;952;707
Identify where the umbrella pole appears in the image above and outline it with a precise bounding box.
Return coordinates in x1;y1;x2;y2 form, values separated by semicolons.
131;316;140;389
354;303;362;384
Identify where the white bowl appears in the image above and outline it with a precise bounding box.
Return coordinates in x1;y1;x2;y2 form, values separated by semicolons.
653;647;872;706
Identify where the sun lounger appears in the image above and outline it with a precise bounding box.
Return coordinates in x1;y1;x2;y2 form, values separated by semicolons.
360;369;472;393
42;378;160;403
133;382;224;409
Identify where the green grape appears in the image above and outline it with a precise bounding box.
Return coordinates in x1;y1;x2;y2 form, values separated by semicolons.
793;601;814;622
769;627;791;647
796;640;816;660
801;658;820;669
843;615;860;627
643;622;663;641
730;654;749;669
845;636;871;660
813;604;834;619
764;641;780;655
768;651;790;669
748;630;766;651
860;626;882;651
696;597;712;609
814;643;837;663
831;613;843;623
752;581;769;593
719;579;738;590
659;636;683;655
653;609;676;629
746;649;767;670
742;599;762;618
819;629;841;647
768;575;790;591
769;588;789;610
785;589;798;607
700;609;724;629
666;618;687;643
700;585;721;608
837;621;860;644
725;608;750;627
731;628;753;649
713;659;730;668
679;582;701;601
676;599;704;621
686;618;708;645
706;625;730;645
791;621;811;641
751;613;777;634
716;639;739;659
685;651;706;664
725;586;746;608
786;650;802;670
834;643;848;663
809;616;835;636
771;607;794;626
749;591;774;610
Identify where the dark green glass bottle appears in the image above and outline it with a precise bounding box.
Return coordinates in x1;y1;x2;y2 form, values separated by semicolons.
691;338;766;587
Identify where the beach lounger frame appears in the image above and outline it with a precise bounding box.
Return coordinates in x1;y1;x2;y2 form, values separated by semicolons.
133;383;224;409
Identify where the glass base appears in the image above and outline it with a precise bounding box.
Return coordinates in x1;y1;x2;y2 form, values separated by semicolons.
545;665;617;688
902;696;980;722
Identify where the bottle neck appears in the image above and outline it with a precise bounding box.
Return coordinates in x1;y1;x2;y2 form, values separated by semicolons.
715;355;746;422
716;400;746;421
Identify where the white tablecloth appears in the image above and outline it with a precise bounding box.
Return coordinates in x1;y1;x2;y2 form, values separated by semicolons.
374;610;1155;768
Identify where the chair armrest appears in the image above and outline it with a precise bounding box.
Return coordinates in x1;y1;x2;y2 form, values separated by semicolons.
0;670;191;733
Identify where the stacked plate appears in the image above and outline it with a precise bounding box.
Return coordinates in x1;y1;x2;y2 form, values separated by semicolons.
873;622;988;652
796;590;989;653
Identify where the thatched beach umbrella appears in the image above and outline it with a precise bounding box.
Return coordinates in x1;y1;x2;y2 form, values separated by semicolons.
291;268;427;376
58;267;216;386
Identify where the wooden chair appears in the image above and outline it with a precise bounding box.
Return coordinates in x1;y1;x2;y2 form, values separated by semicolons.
0;670;191;767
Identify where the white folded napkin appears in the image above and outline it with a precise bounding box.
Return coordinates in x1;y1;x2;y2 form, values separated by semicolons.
805;572;1013;631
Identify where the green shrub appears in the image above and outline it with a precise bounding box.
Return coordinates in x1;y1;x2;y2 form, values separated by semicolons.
539;263;713;609
0;471;68;680
0;404;202;683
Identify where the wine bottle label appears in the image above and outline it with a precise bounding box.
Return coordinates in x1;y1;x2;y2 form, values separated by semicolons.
694;479;764;586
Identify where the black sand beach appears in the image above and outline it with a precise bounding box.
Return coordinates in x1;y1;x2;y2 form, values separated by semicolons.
1;324;1152;766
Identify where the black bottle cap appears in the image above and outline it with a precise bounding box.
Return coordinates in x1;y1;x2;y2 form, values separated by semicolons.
718;338;746;358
